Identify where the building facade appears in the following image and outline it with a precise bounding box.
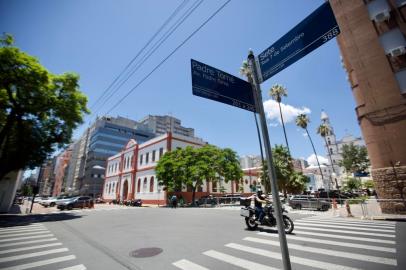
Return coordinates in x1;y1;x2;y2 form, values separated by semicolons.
52;147;73;196
240;155;262;169
331;0;406;212
139;115;195;137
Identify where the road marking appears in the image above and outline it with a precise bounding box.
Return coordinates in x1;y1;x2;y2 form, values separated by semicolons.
301;217;396;226
173;259;209;270
226;243;362;270
283;230;395;244
0;242;63;254
0;237;58;248
294;222;395;232
0;231;51;238
0;247;69;263
0;234;54;243
0;228;48;235
0;225;44;232
244;237;397;266
58;264;87;270
294;225;395;238
257;232;396;253
203;250;280;270
0;255;76;270
295;219;396;229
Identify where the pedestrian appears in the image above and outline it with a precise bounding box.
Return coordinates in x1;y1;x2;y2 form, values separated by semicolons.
171;194;178;209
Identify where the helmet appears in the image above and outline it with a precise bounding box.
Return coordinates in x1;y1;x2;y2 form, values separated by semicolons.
256;189;263;196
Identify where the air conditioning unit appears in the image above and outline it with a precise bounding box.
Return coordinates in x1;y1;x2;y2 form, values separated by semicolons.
390;46;406;57
373;10;390;23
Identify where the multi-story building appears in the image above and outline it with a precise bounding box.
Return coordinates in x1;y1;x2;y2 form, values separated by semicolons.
52;146;73;196
292;158;309;173
68;116;156;198
37;159;56;196
331;0;406;213
140;115;195;137
240;155;262;169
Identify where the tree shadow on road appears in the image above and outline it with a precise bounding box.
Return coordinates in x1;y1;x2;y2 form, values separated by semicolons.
0;213;83;227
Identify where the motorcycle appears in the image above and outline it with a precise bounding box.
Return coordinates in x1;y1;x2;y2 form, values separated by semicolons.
240;198;294;233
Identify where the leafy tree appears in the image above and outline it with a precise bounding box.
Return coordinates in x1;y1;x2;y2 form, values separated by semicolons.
296;114;325;181
272;144;293;197
339;143;370;176
20;184;33;196
0;34;89;181
343;177;362;191
260;163;271;194
363;179;374;189
286;172;310;194
269;84;290;154
156;145;242;205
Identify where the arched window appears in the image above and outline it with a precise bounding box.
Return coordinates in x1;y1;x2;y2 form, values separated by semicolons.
143;177;147;192
137;178;141;193
327;138;331;145
150;177;154;192
112;182;115;192
108;183;111;194
330;148;333;154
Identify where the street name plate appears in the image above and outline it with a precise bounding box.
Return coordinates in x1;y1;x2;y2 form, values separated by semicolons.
258;2;340;82
191;59;256;112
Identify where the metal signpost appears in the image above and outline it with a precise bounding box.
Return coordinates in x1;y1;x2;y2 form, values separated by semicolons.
190;2;340;270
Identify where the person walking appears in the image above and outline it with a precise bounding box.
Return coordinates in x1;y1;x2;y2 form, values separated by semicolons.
171;194;178;209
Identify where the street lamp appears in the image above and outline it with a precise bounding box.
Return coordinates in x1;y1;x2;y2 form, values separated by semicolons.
92;165;105;200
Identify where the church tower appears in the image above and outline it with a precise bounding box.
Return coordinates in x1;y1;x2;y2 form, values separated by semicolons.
320;111;342;175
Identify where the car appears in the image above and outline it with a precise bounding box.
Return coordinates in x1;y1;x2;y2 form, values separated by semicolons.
39;197;59;207
288;195;330;211
14;195;24;205
56;196;93;210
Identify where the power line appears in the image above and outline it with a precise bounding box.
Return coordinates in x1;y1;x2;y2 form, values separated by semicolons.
94;0;204;116
89;0;190;111
105;0;232;115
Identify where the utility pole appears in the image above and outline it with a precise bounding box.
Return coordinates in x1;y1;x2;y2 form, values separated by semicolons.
247;50;292;270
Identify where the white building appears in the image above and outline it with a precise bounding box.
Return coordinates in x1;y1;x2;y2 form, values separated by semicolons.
240;155;262;169
139;115;195;138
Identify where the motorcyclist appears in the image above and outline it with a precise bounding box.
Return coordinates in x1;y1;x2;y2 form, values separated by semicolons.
254;189;267;224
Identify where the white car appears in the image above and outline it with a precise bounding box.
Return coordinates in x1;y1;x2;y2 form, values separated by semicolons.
39;197;59;207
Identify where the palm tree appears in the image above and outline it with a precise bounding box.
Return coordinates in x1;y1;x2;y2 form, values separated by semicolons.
240;61;265;167
269;84;290;155
295;114;325;182
317;123;338;189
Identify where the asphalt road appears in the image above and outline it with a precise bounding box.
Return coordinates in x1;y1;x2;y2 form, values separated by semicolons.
0;207;405;270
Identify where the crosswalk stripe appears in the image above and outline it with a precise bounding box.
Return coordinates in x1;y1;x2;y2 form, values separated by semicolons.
0;225;44;232
295;219;395;229
0;247;69;263
301;217;395;226
0;231;51;238
0;228;48;235
288;230;395;244
294;222;395;232
0;238;58;248
294;225;395;238
0;255;76;270
244;237;397;266
58;264;87;270
173;259;210;270
257;232;396;253
0;234;54;243
226;243;362;270
0;242;63;254
203;250;280;270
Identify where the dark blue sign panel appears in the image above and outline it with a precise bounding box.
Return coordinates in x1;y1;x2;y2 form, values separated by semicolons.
191;59;256;112
258;2;340;82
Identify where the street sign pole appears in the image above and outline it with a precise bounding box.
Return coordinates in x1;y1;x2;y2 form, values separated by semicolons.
247;50;292;270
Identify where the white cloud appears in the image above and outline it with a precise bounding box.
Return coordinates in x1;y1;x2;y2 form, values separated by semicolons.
263;99;311;126
307;154;328;166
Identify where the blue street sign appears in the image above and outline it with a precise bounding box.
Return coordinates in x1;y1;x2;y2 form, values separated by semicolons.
258;2;340;82
191;59;256;112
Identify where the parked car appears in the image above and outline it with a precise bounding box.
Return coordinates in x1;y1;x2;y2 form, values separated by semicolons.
56;196;93;210
288;195;330;211
39;197;59;207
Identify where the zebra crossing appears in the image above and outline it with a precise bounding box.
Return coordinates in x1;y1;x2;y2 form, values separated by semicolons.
172;216;398;270
0;223;86;270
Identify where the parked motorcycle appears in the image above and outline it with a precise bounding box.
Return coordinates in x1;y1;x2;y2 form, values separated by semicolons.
240;198;294;233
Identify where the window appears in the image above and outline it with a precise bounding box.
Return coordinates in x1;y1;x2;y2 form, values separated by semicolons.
150;177;154;192
146;152;149;163
327;138;331;145
330;148;333;154
143;178;148;192
152;150;156;162
112;182;115;192
137;178;141;193
212;181;217;192
140;154;143;165
333;159;336;164
159;147;164;158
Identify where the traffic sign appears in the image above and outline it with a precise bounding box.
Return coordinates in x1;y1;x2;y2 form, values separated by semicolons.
191;59;256;112
258;2;340;82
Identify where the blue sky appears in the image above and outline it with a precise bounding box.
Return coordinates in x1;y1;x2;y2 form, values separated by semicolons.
0;0;361;163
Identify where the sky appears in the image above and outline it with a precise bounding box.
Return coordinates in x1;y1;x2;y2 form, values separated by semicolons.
0;0;362;165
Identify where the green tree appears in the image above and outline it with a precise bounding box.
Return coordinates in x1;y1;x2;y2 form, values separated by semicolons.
339;143;370;176
0;34;89;181
286;172;310;194
20;184;33;196
363;179;375;189
343;177;362;191
269;84;290;154
296;114;325;182
272;144;293;197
